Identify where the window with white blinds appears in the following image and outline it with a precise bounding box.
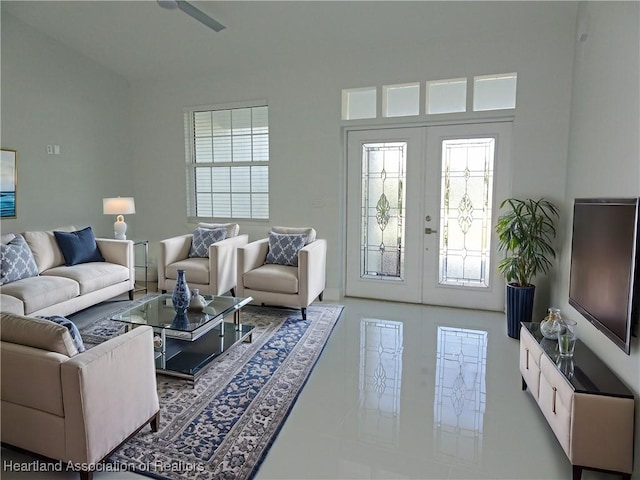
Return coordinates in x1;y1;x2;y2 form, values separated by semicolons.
186;104;269;220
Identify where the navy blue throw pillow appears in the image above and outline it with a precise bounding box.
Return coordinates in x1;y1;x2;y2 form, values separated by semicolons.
54;226;105;266
39;315;86;353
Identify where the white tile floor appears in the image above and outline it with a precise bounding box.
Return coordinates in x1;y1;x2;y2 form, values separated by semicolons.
1;296;628;479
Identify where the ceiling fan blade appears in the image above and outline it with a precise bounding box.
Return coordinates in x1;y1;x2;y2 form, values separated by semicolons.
177;1;226;32
157;0;179;9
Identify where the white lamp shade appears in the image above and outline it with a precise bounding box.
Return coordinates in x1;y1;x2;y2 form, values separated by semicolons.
103;197;136;215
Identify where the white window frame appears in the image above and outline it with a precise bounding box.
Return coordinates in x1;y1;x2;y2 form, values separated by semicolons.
184;100;269;221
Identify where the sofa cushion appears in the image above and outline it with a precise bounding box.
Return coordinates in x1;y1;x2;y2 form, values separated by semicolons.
0;234;39;285
42;262;129;295
1;313;78;357
266;232;307;267
0;293;24;314
166;258;210;285
189;227;227;258
243;264;299;294
0;276;79;315
271;226;316;245
198;222;239;238
54;226;105;266
39;315;85;353
23;226;76;273
1;233;16;244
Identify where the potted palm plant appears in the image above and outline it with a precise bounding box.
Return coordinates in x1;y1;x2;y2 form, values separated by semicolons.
495;198;559;338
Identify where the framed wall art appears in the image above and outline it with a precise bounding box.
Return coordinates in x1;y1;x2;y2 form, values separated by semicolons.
1;149;17;219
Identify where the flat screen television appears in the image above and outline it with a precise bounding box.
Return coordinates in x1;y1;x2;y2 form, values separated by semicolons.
568;197;640;355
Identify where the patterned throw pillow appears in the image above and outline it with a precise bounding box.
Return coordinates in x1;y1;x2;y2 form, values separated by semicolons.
39;315;86;353
189;227;228;258
265;232;308;267
0;234;39;285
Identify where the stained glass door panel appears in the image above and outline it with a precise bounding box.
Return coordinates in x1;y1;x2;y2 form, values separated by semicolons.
361;142;406;280
346;128;423;303
422;123;511;311
439;138;495;287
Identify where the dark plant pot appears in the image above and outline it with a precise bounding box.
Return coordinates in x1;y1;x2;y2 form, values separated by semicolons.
506;283;536;339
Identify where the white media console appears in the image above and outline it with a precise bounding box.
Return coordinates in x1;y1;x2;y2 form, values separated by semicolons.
519;323;635;480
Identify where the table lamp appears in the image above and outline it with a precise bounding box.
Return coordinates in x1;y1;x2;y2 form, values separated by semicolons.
103;197;136;240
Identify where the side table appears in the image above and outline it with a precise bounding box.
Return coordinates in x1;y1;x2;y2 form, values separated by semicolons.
133;240;149;295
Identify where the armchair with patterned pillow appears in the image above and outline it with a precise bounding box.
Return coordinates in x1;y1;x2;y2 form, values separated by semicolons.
236;226;327;320
158;223;248;296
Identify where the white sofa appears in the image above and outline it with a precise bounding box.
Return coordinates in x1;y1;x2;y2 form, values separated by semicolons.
0;226;134;317
1;313;159;480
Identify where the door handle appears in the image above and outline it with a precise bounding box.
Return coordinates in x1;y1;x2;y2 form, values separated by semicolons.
425;227;438;234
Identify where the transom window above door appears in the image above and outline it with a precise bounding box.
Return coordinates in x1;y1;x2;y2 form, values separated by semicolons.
341;72;517;120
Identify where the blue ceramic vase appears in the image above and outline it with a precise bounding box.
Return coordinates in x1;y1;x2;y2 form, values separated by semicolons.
172;269;191;314
171;313;190;330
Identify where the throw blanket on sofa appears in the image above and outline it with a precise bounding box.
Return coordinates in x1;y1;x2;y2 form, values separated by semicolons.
38;315;86;353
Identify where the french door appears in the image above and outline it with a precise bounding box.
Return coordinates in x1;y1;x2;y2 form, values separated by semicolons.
345;123;512;311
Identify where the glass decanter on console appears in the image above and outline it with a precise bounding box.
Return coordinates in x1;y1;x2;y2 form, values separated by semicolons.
540;307;562;340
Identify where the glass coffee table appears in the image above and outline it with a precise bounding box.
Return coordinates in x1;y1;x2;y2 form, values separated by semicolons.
111;294;253;383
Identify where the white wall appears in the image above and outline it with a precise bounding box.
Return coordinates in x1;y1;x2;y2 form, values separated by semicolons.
0;13;133;238
554;2;640;469
1;2;579;309
1;2;581;310
129;2;577;302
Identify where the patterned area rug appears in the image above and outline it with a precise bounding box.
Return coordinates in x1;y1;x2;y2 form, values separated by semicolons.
79;297;343;480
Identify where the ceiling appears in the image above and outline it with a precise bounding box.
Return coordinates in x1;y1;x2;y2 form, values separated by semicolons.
2;1;576;83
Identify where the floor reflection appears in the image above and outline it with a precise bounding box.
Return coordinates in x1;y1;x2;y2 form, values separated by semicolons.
358;318;404;447
433;326;487;466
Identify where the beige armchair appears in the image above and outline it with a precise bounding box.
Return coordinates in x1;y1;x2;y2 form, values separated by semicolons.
158;223;248;296
237;226;327;320
1;313;160;480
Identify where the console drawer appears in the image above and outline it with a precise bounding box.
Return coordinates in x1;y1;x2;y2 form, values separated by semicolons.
538;354;573;456
519;326;542;398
